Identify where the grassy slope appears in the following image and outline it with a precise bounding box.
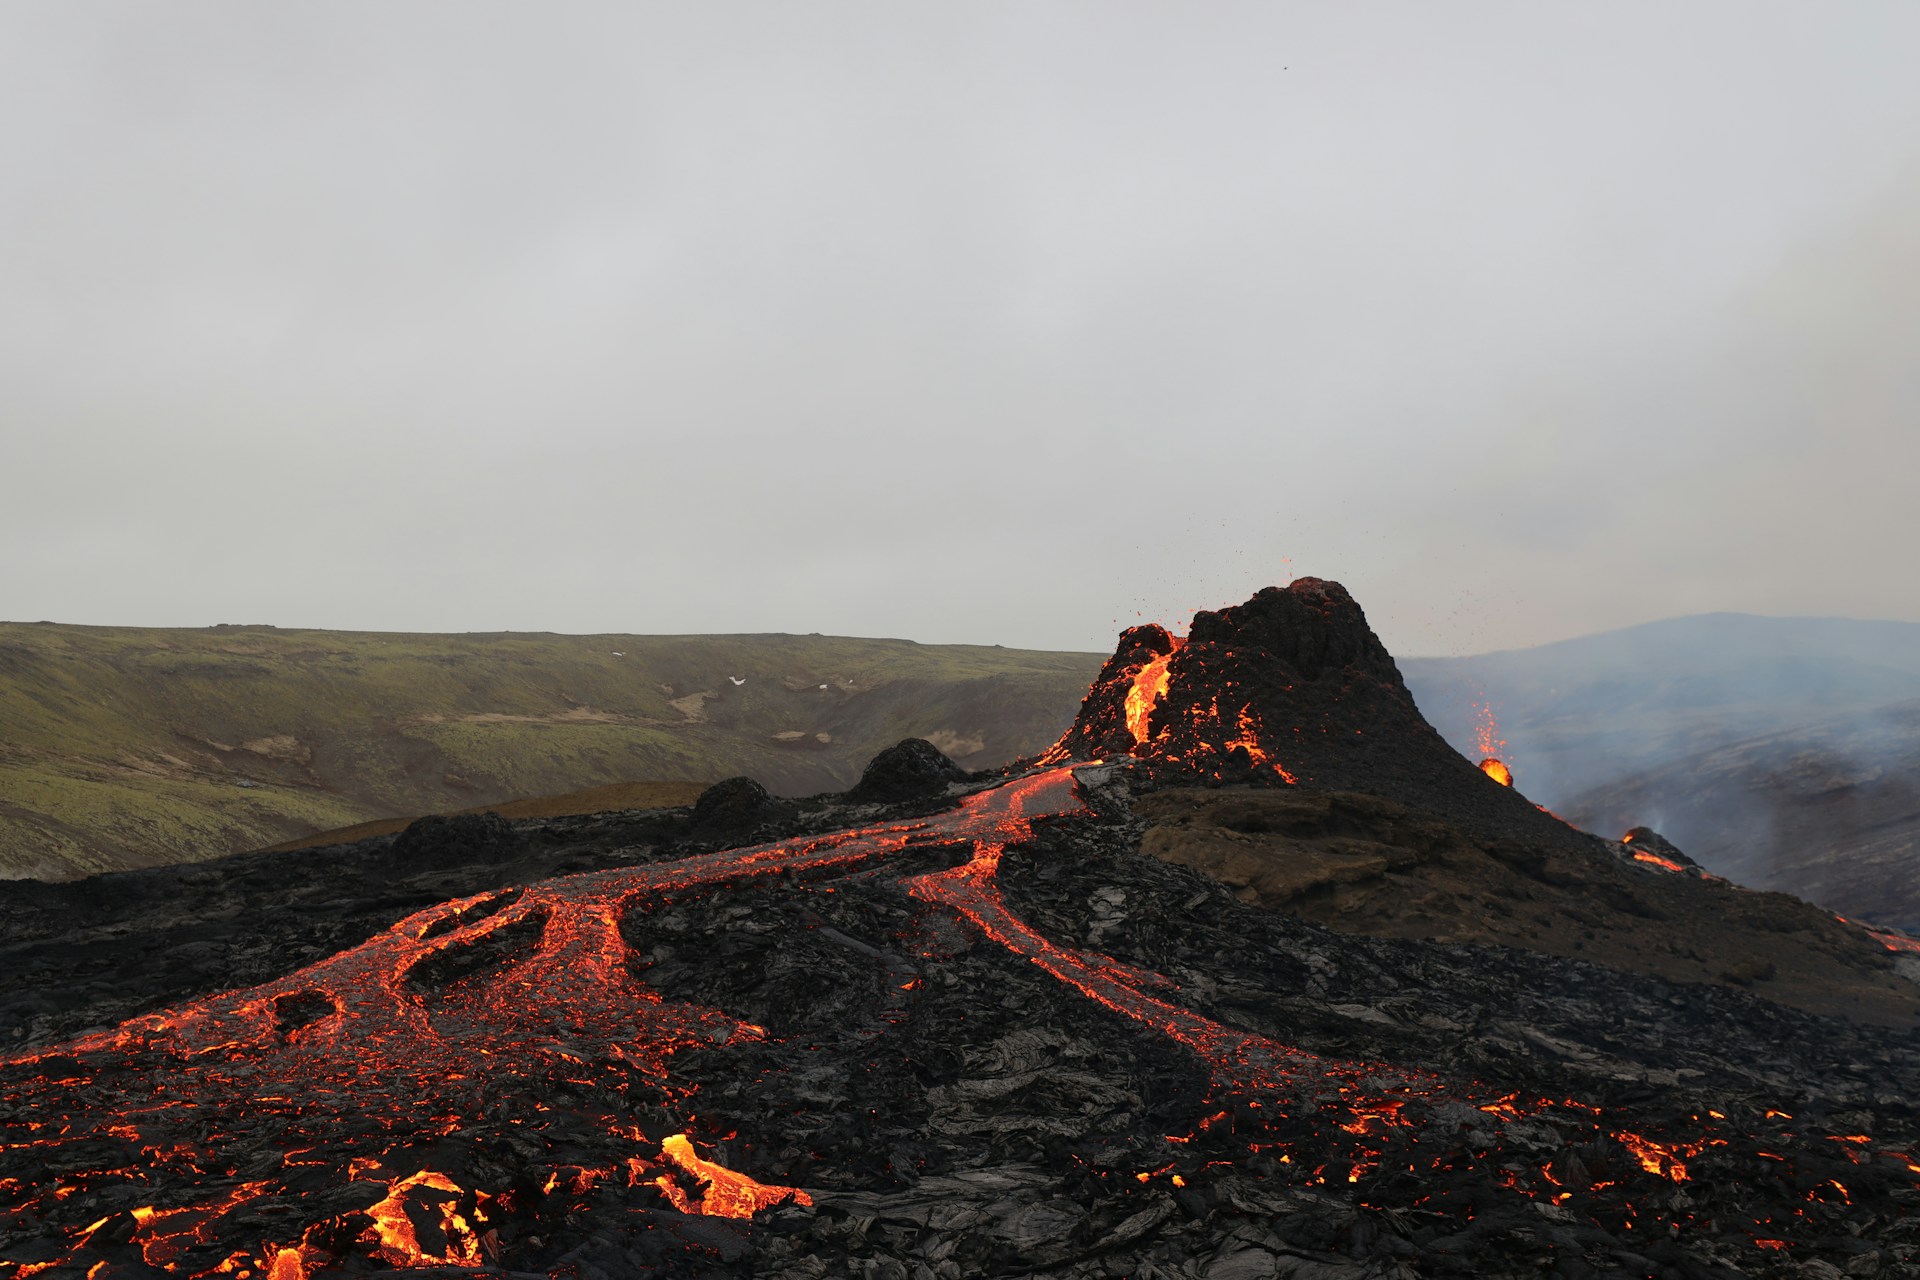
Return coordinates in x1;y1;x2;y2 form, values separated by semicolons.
0;623;1103;879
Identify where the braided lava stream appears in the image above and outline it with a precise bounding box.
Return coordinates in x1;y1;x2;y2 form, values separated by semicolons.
0;765;1888;1276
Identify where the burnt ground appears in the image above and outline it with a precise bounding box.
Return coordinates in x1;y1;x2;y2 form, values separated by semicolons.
1131;787;1920;1027
2;763;1919;1280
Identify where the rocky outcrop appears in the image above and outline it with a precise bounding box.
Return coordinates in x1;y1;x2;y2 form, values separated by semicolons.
846;737;967;804
692;776;794;836
389;810;523;868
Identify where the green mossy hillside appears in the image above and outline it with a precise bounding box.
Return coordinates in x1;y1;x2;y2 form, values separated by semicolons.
0;623;1103;880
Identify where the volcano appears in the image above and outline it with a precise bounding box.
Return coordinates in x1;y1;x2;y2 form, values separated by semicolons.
4;581;1920;1279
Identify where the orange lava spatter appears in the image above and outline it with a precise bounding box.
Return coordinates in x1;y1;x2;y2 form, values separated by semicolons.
1473;699;1507;761
1479;756;1514;787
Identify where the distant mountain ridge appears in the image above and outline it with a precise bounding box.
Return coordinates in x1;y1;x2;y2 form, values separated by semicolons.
1402;611;1920;926
0;622;1105;880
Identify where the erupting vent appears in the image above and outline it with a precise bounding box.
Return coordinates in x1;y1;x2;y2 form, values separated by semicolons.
1045;580;1536;820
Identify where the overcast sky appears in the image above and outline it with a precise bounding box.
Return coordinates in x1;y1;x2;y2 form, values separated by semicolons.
3;3;1916;657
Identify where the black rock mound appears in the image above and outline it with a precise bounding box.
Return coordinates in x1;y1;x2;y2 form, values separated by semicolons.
845;737;967;804
389;810;523;868
691;776;794;837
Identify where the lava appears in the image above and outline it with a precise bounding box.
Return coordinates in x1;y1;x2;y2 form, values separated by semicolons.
1123;641;1184;748
658;1133;814;1217
1471;695;1515;786
360;1170;485;1267
1867;927;1920;955
0;815;922;1276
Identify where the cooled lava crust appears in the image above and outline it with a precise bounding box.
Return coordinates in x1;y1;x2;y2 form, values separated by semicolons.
3;582;1920;1279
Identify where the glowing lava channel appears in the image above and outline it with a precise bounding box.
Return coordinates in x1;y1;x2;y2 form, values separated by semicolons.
905;769;1430;1100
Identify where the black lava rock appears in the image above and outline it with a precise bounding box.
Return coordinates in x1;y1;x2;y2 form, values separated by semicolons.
691;776;792;836
389;810;524;868
846;737;967;804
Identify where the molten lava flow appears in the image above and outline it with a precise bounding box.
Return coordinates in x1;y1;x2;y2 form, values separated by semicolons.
658;1133;813;1217
1479;757;1513;787
0;817;919;1276
361;1170;485;1267
1631;851;1688;874
1123;642;1184;749
904;770;1445;1106
1615;1131;1692;1182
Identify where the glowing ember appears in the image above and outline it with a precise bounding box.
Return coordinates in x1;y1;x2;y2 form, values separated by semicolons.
1473;699;1507;761
1225;704;1299;784
1615;1131;1691;1182
1479;757;1514;787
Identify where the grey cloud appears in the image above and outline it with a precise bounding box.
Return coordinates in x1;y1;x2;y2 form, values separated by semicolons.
1;2;1916;653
